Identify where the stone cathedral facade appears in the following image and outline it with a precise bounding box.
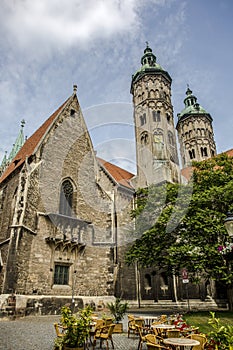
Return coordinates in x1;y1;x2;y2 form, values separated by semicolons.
0;45;225;315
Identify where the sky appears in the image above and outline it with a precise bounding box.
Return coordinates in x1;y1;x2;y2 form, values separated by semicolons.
0;0;233;174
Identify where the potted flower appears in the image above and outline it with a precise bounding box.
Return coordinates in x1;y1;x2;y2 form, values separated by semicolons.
55;305;92;350
107;298;128;333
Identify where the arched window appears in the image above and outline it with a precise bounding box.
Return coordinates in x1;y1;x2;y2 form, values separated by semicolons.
140;132;148;145
154;129;164;143
59;179;73;216
168;131;174;146
189;149;195;160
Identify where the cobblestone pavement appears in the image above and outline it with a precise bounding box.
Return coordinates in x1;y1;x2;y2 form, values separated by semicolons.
0;315;144;350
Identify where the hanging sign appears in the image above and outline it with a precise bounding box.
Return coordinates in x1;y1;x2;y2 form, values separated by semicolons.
182;268;189;283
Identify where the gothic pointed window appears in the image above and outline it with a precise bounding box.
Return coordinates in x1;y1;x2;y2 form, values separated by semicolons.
59;179;73;216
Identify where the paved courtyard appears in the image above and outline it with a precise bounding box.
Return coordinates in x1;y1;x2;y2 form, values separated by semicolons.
0;314;145;350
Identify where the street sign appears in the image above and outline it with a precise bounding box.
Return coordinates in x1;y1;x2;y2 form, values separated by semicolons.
182;268;189;283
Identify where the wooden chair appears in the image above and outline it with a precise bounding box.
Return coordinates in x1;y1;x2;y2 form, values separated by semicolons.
187;333;207;350
90;319;105;342
146;343;169;350
54;323;65;338
136;324;147;350
128;316;145;337
93;324;115;350
145;334;164;345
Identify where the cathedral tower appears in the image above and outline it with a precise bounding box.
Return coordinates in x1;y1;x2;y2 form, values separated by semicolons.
176;87;216;168
131;44;179;188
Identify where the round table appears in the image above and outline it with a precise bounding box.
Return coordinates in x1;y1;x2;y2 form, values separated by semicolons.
152;324;175;337
163;337;200;350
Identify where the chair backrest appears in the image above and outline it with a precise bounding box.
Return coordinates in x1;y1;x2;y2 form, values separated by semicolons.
128;314;135;321
145;334;158;345
187;334;207;350
166;329;180;338
104;317;113;326
54;323;64;338
135;318;145;327
95;319;105;329
135;324;144;340
106;324;116;337
159;315;167;323
146;343;167;350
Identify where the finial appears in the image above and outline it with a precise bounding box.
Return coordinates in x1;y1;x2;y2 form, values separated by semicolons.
146;41;149;48
21;119;25;128
73;84;77;94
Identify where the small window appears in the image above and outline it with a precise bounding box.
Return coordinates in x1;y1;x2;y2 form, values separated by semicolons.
140;132;148;145
70;109;75;117
140;113;146;126
189;149;195;159
153;111;161;122
201;147;208;157
54;264;69;285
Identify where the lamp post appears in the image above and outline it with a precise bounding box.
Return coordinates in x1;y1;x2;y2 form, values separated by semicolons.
224;212;233;237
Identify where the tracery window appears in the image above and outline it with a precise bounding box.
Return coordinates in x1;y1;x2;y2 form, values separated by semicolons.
59;179;73;216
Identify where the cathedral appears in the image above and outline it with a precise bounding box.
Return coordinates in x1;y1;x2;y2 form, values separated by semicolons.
0;45;227;315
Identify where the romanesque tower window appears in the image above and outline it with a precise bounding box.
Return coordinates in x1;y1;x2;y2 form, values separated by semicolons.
59;179;73;216
168;131;175;146
140;132;148;145
189;149;195;160
201;147;208;157
54;264;69;285
140;113;146;126
153;110;161;122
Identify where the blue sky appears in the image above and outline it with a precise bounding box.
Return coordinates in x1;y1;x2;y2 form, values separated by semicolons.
0;0;232;173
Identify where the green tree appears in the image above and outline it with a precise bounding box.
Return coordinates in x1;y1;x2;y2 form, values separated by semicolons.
125;154;233;309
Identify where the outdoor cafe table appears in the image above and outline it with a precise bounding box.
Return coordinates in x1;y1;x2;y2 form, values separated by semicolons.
152;324;175;337
163;337;200;350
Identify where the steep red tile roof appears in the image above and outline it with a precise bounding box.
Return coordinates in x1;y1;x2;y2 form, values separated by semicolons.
225;148;233;157
97;157;135;190
0;98;69;184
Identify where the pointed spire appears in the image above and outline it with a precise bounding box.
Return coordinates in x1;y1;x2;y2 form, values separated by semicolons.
8;119;26;162
73;84;77;94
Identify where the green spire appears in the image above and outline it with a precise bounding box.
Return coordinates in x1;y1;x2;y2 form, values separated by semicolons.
131;43;171;86
8;119;25;162
0;120;26;176
177;86;208;119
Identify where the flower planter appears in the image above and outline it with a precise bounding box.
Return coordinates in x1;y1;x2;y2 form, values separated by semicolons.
113;323;123;333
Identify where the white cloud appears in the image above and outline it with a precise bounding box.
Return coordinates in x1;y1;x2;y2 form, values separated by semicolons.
2;0;141;50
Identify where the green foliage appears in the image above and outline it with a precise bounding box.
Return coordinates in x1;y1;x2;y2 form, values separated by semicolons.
106;298;128;323
125;154;233;304
207;312;233;349
59;305;92;348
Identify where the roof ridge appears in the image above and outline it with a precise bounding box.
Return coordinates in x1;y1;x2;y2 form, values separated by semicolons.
0;96;71;184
